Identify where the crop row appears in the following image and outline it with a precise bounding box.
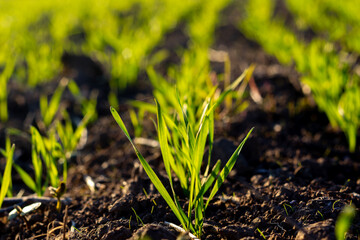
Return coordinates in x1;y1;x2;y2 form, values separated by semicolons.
240;0;360;152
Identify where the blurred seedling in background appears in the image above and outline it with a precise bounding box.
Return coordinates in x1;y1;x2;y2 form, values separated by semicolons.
335;204;356;240
0;137;15;208
49;181;66;212
11;78;95;196
0;0;207;118
130;0;252;137
40;77;68;130
240;0;360;152
8;202;42;229
56;109;93;160
39;77;97;130
66;79;98;124
13;127;64;196
0;56;16;122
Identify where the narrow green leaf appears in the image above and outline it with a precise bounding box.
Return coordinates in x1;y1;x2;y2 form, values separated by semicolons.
40;95;48;123
48;155;59;187
156;100;177;202
207;69;248;115
43;79;67;127
175;92;188;127
187;167;196;226
31;127;46;157
110;106;190;230
0;149;6;157
68;79;81;97
193;115;209;173
195;199;203;237
206;128;253;209
196;160;221;203
227;68;248;92
0;144;14;208
13;163;37;192
156;100;175;180
204;108;214;178
187;124;195;160
30;127;43;196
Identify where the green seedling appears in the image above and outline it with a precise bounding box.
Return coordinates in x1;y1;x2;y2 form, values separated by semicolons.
333;200;341;212
286;0;360;53
316;210;324;220
142;188;157;214
135;66;251;189
14;127;62;196
49;181;66;212
67;79;98;123
131;207;144;226
131;0;251;137
151;205;155;214
283;203;293;216
129;108;145;138
56;109;93;157
0;0;217;122
8;202;42;229
40;77;68;129
335;205;356;240
142;188;157;206
241;0;360;152
14;107;91;197
257;228;267;240
341;179;350;191
111;103;252;237
12;78;93;197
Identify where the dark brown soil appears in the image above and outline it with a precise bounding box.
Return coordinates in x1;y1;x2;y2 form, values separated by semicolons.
1;3;359;240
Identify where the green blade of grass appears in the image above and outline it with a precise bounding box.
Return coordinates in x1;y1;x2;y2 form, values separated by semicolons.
3;137;13;197
39;95;48;124
13;163;37;193
187;166;200;229
335;205;356;240
0;57;16;122
42;78;67;127
196;160;221;203
67;79;81;97
156;100;178;203
31;127;46;157
175;91;189;127
110;106;191;230
47;154;59;187
205;128;253;209
31;133;43;196
204;108;214;178
207;68;248;114
193;107;209;173
131;207;144;226
0;144;14;208
186;124;196;158
195;197;204;237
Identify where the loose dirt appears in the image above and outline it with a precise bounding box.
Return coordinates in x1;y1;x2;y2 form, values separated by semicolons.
1;3;359;240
